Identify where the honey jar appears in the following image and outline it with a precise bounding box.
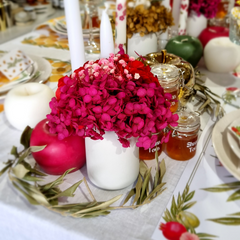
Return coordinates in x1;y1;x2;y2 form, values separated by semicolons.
165;110;200;161
139;132;162;160
151;64;182;113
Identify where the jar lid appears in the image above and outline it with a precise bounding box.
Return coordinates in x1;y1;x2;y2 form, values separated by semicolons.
172;110;200;132
151;64;180;84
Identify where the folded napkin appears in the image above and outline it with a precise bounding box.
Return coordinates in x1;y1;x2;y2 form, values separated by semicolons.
0;49;33;81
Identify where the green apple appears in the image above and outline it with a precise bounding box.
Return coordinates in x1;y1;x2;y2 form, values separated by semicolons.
165;35;203;68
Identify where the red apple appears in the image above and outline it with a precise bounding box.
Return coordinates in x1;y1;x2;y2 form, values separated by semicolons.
199;26;229;48
30;119;86;175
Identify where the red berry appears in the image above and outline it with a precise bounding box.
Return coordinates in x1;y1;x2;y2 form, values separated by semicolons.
160;222;187;240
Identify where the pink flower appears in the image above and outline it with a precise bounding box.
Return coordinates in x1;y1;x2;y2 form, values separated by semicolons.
117;3;122;10
47;47;179;148
180;232;200;240
119;15;125;21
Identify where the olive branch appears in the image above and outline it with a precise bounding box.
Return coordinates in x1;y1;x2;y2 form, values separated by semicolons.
0;127;167;218
163;184;217;239
203;181;240;225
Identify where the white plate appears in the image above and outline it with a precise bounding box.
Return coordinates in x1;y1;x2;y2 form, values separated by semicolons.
48;23;100;38
227;118;240;158
212;110;240;180
30;55;52;84
0;54;52;99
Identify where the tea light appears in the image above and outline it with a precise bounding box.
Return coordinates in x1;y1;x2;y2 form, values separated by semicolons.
4;83;54;131
204;37;240;73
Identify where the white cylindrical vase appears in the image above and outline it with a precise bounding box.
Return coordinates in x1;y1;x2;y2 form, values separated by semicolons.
187;11;207;38
86;131;139;190
127;33;157;58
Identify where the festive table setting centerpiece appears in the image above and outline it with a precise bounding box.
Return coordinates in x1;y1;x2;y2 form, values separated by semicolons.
1;0;240;239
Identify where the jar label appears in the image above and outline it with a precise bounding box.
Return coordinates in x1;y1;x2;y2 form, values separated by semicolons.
187;140;197;152
149;140;161;153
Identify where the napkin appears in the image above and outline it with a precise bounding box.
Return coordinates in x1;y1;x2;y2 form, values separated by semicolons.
0;49;33;80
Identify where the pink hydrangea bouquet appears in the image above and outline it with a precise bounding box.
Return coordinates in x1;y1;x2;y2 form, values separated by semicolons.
47;47;178;150
189;0;221;18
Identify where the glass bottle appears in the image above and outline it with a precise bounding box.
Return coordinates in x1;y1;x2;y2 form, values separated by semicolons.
165;110;200;161
151;63;182;113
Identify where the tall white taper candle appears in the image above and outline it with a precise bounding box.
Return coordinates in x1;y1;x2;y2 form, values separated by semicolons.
100;10;114;58
64;0;85;71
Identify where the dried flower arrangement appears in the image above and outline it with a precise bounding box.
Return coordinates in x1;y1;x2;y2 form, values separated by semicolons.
47;47;178;150
126;2;174;39
189;0;221;19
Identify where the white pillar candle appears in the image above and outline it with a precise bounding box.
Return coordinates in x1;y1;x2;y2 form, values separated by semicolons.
64;0;85;71
204;37;240;73
4;83;54;131
178;0;189;35
100;10;114;58
115;0;127;53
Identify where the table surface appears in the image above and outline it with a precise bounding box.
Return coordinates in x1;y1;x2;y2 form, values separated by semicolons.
0;9;65;45
0;16;240;240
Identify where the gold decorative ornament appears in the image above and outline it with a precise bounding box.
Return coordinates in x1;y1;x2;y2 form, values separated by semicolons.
138;51;224;118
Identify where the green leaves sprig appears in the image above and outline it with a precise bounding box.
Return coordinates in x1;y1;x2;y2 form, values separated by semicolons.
203;181;240;225
163;185;217;239
123;151;166;207
0;127;167;218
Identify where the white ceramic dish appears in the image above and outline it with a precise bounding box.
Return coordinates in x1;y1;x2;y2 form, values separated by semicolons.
0;54;52;99
227;118;240;158
48;23;100;38
212;110;240;180
30;55;52;84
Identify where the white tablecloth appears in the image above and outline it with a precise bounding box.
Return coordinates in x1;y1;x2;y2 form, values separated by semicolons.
0;32;239;240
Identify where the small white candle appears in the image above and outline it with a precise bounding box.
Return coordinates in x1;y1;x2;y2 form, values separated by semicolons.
4;83;54;131
100;10;114;58
64;0;85;71
204;37;240;73
115;0;127;53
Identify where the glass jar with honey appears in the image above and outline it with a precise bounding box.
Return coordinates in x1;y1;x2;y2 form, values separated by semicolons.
165;110;200;161
151;64;182;113
139;132;163;160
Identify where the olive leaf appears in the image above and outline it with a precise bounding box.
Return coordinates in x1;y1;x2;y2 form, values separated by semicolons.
228;212;240;216
227;189;240;201
202;186;239;192
132;175;143;205
0;163;12;177
73;195;122;215
122;188;136;205
10;146;19;158
197;233;218;238
12;181;39;205
208;217;240;225
48;179;83;200
40;168;75;191
12;164;30;178
20;126;33;149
